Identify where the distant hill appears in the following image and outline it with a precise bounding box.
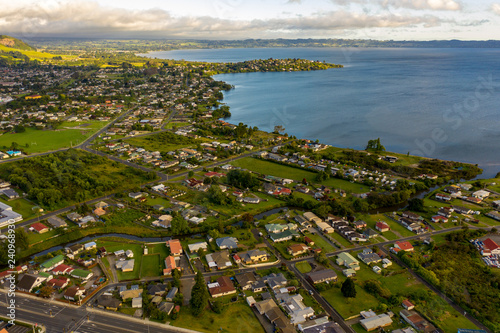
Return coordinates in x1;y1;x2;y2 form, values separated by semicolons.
0;35;36;51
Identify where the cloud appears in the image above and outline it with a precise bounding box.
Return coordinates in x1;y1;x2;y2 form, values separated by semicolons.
286;0;302;3
381;0;462;11
492;3;500;15
0;0;450;38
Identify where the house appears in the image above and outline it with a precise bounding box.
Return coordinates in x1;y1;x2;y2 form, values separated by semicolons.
188;242;208;253
435;193;451;201
270;229;299;242
165;287;178;301
482;238;500;256
343;269;356;277
360;313;393;331
128;192;144;199
486;211;500;221
306;269;337;284
316;222;334;234
66;244;84;259
303;212;322;224
167;239;183;256
402;211;423;221
16;274;46;292
1;188;18;200
47;277;69;290
77;215;95;227
353;220;367;229
115;259;135;272
97;295;122;311
93;208;106;216
400;309;437;332
336;252;360;270
70;269;93;281
147;283;168;296
375;221;390;232
263;273;288;290
208;276;236;298
51;264;74;275
64;286;86;301
294;215;309;226
235;272;257;290
40;255;65;272
358;249;382;265
304;236;315;246
372;266;382;274
363;228;378;239
238;249;269;264
265;223;288;234
163;256;178;275
382;258;392;268
210;251;233;270
472;190;490;199
66;212;82;222
287;243;309;257
47;216;67;228
95;201;109;209
131;297;142;308
216;236;239;249
431;215;448;223
300;321;345;333
30;222;49;234
120;288;143;301
84;241;97;250
278;293;315;325
395;241;414;252
402;299;415;310
157;302;175;315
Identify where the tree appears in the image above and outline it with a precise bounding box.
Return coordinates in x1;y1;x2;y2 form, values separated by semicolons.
171;216;190;235
366;138;386;152
15;228;29;250
38;285;54;298
190;270;209;316
341;278;357;298
408;198;425;212
273;125;285;134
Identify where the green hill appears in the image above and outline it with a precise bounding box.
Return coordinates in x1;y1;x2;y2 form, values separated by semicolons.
0;35;35;51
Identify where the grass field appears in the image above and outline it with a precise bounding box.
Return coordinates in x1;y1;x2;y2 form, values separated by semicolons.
95;239;143;281
0;44;75;61
329;232;354;248
321;281;379;319
0;121;107;153
171;302;264;333
141;254;161;277
231;157;369;193
295;261;312;274
304;233;337;253
231;157;317;182
0;197;37;220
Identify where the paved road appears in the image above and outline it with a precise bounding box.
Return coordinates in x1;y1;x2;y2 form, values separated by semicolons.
0;290;196;333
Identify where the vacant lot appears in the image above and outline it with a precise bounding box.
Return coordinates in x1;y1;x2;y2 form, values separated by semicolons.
141;254;161;277
172;302;264;333
0;122;107;153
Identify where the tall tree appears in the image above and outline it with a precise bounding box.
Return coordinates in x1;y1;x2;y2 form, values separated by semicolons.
341;278;357;298
190;271;208;316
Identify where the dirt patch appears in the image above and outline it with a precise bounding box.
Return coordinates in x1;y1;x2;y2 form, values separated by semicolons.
0;38;15;48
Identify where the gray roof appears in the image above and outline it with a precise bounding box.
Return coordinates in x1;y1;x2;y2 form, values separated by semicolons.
216;236;238;249
306;269;337;283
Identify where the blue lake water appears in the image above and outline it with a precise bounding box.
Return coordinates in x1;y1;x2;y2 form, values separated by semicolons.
144;48;500;178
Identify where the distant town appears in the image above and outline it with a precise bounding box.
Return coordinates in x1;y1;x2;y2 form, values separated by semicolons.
0;35;499;333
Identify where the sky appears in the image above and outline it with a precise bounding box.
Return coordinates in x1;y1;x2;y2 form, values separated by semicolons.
1;0;499;40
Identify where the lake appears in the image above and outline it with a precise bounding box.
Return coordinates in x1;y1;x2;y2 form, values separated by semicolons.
143;47;500;178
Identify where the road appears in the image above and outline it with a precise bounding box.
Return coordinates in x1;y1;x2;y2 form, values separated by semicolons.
0;290;197;333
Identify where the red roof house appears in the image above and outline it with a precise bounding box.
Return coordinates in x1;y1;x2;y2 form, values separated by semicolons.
395;241;414;252
375;221;390;232
30;222;49;234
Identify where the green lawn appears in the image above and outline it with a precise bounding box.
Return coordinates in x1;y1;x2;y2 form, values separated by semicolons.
95;238;143;281
322;177;370;194
141;254;161;277
295;261;312;274
0;122;107;153
329;232;354;248
171;302;264;333
305;233;337;253
231;157;317;182
0;197;37;220
321;281;379;319
149;242;169;258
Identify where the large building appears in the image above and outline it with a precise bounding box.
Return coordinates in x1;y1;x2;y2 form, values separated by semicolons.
0;202;22;228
